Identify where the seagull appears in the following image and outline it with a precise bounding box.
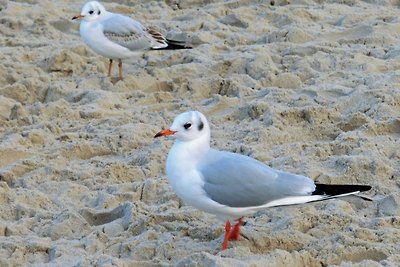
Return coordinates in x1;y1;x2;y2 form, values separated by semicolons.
72;1;190;80
154;111;372;251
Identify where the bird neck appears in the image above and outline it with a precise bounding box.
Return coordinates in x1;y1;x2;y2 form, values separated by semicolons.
169;135;210;166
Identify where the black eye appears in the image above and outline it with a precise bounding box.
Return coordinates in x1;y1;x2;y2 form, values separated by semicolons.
98;11;101;15
183;123;192;130
89;10;94;14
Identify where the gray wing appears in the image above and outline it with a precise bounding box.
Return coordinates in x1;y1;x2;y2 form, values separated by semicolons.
199;149;315;208
101;14;167;50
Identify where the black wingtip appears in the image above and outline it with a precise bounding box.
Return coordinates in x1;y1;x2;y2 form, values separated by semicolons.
313;184;372;196
153;39;192;50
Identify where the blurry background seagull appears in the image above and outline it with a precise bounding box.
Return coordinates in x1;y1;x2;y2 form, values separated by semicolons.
72;1;190;80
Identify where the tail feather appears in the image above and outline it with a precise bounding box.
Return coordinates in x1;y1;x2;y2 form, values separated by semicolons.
312;184;372;196
152;39;192;50
262;184;372;208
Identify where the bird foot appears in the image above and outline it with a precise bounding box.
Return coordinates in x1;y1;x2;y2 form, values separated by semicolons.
221;217;244;250
228;217;243;240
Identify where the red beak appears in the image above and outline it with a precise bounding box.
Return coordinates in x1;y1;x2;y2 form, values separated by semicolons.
72;14;84;20
154;129;177;138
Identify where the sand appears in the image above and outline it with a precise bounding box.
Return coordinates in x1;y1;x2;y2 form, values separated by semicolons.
0;0;399;266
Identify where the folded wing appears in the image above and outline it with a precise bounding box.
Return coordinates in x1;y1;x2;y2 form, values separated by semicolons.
101;14;167;50
199;149;316;208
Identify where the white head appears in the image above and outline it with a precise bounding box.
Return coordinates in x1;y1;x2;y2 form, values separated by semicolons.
155;111;210;143
72;1;107;22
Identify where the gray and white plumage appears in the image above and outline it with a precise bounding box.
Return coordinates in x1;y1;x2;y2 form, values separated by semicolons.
155;111;371;221
72;1;189;79
199;150;315;208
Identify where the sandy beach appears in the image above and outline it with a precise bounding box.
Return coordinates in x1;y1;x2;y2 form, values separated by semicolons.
0;0;399;266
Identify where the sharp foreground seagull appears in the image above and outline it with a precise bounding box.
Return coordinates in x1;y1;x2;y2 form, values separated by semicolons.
72;1;190;80
154;111;372;250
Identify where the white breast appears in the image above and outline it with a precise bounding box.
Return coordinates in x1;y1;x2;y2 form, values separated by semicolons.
166;142;204;204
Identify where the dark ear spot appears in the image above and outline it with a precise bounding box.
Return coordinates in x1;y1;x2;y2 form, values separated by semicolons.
198;120;204;131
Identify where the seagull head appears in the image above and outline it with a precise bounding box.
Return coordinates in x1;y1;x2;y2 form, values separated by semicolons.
155;111;210;142
72;1;107;22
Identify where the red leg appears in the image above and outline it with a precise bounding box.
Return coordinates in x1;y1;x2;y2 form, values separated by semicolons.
229;217;243;240
108;59;113;77
222;220;231;250
118;59;123;80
